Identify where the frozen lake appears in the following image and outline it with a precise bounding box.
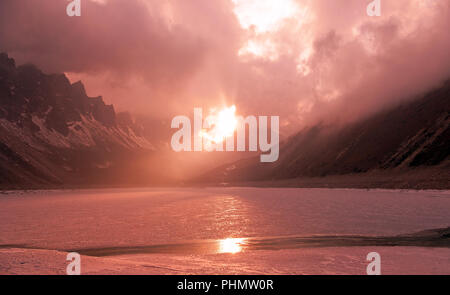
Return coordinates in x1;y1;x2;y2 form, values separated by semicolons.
0;187;449;274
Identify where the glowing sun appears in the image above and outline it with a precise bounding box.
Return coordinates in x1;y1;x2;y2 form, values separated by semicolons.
200;105;238;145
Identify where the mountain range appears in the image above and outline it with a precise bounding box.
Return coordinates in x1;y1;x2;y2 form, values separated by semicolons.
0;52;448;189
197;80;450;189
0;53;164;188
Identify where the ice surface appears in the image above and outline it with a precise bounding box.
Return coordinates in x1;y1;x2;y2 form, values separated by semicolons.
0;188;449;274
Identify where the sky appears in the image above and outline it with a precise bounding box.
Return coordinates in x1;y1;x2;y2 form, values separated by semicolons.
1;0;449;134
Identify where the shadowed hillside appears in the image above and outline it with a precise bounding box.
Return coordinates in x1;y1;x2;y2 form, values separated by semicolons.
197;80;450;189
0;53;167;188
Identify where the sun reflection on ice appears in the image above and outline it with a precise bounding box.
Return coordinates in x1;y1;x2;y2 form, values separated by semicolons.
218;238;246;254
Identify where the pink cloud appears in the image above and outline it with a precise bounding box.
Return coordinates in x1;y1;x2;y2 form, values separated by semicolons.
1;0;448;133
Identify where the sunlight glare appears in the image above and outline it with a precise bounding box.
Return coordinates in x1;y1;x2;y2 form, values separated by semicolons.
232;0;300;33
218;238;245;254
200;105;238;146
232;0;303;61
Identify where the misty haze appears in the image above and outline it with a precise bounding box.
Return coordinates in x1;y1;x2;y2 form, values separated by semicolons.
0;0;449;277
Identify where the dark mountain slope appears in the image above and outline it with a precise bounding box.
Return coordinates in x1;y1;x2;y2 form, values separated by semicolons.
0;53;162;188
198;80;450;187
